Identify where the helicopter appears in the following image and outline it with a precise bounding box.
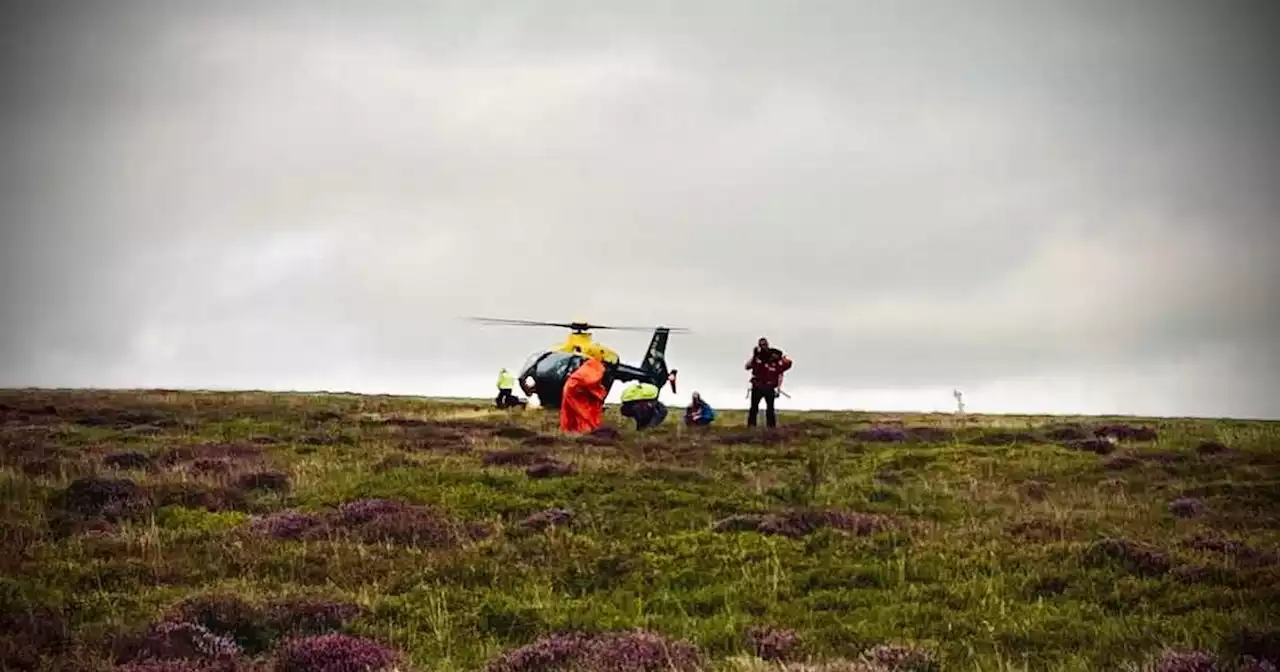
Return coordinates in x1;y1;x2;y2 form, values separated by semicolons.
468;317;688;410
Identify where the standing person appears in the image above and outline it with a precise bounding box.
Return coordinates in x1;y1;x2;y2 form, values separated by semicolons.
746;337;792;428
559;346;608;433
496;368;518;408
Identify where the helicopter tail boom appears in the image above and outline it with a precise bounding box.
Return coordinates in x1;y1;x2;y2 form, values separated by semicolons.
604;327;677;394
643;327;676;393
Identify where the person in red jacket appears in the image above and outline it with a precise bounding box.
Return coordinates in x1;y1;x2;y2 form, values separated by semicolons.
745;337;792;428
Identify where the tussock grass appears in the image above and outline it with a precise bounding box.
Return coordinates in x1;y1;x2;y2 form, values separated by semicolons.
1;389;1277;671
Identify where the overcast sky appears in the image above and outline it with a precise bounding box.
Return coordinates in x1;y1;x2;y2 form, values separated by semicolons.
2;1;1278;418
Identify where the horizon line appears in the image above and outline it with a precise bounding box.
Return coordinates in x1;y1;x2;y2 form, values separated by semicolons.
3;385;1276;423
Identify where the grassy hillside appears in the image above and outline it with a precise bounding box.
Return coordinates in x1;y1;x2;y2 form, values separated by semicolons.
1;389;1278;671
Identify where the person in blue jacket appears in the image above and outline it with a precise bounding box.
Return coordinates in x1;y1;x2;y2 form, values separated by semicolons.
684;391;715;427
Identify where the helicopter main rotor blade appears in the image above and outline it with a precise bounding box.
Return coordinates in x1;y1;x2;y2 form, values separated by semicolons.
466;317;580;329
590;324;692;333
466;316;691;333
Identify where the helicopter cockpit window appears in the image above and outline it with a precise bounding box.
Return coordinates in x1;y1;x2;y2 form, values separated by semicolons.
518;351;548;380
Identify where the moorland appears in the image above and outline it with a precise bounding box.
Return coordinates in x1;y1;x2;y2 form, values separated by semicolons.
1;389;1277;671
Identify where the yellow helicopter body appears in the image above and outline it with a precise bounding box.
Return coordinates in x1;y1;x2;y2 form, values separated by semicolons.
551;331;620;364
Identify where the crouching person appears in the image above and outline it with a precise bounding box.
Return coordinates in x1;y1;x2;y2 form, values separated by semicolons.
684;391;715;427
495;368;526;408
620;382;668;431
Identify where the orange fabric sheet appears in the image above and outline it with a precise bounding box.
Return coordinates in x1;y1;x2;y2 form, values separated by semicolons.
559;358;606;433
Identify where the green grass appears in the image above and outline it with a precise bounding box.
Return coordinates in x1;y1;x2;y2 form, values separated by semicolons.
1;389;1278;671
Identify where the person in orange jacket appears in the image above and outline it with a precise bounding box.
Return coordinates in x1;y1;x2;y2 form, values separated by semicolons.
559;346;608;433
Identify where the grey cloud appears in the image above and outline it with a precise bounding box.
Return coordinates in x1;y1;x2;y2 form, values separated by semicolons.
2;0;1278;416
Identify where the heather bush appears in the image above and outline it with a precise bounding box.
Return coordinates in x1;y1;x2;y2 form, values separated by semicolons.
967;431;1043;446
859;644;938;671
18;455;79;477
526;460;577;479
1224;628;1280;666
190;458;235;475
1098;477;1128;491
0;606;71;669
747;626;801;662
581;426;623;445
1141;451;1189;467
1043;425;1089;441
517;508;574;532
1240;657;1279;672
1197;441;1230;455
1007;518;1074;543
58;477;153;520
485;629;704;672
335;499;408;526
1067;438;1116;455
484;632;592;672
75;407;174;429
494;425;539;440
587;630;705;671
1084;539;1171;577
272;633;400;672
712;428;797;446
1146;648;1219;672
45;512;118;539
247;511;327;541
309;410;345;424
104;451;155;470
713;509;894;539
160;443;264;467
116;660;248;672
1019;480;1049;501
401;437;471;454
380;416;433;429
248;499;485;549
114;620;241;664
300;433;351;446
482;448;548;467
149;482;249;512
853;428;907;443
267;598;361;637
1170;565;1223;585
373;454;416;472
349;505;486;548
167;594;274;654
1103;454;1142;470
906;426;953;442
234;470;291;493
1029;576;1071;597
160;447;200;466
1094;424;1159;442
160;593;361;657
1169;497;1208;519
1184;536;1276;568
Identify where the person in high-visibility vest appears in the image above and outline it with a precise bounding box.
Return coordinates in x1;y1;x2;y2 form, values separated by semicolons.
496;368;521;408
619;381;667;430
